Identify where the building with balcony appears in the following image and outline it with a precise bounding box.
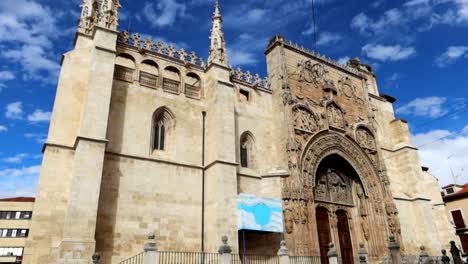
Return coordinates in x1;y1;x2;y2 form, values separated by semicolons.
442;184;468;254
0;197;34;264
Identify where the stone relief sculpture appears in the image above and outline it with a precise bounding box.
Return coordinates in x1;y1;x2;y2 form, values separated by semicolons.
327;103;346;129
315;169;352;205
298;60;327;86
293;106;320;133
78;0;121;35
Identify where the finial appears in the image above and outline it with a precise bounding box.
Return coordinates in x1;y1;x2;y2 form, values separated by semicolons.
213;1;221;18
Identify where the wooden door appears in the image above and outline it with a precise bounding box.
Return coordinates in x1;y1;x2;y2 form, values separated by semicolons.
336;210;354;264
316;207;331;264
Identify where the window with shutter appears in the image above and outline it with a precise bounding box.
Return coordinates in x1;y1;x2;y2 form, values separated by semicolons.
452;210;465;229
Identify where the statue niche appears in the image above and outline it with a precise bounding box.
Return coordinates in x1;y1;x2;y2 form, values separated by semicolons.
326;103;346;130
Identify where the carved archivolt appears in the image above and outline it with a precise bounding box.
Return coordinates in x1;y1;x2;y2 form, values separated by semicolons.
300;132;373;195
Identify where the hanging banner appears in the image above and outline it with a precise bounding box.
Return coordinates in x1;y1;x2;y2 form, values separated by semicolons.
237;193;283;233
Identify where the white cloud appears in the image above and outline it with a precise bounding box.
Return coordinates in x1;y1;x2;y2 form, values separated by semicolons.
0;165;40;178
362;44;416;61
229;50;257;66
142;0;186;28
412;127;468;187
352;1;468;38
463;125;468;133
372;0;386;8
5;101;23;120
2;153;28;164
351;9;405;35
2;45;60;82
27;109;51;123
24;133;47;144
225;8;269;28
0;0;61;83
396;96;447;118
0;125;7;132
337;56;350;65
0;71;14;81
315;32;343;46
435;46;468;67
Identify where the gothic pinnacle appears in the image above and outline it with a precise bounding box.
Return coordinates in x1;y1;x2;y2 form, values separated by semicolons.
208;0;228;66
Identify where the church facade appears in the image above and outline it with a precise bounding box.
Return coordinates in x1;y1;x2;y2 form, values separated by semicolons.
24;1;457;263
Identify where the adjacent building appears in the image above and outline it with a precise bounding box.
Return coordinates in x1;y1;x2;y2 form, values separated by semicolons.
24;1;457;263
0;197;34;264
442;184;468;253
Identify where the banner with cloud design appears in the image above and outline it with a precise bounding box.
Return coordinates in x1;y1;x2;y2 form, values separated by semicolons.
237;193;283;233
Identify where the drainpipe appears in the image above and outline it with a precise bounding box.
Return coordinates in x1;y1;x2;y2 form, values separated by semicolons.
201;111;206;253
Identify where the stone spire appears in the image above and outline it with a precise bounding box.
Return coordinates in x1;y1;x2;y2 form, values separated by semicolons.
78;0;122;36
208;1;228;66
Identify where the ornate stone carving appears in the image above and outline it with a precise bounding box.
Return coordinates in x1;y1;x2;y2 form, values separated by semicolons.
293;106;319;133
78;0;121;36
229;67;270;89
356;127;376;151
386;201;401;235
338;77;355;99
208;1;228;66
326;103;346;130
315;169;352;204
298;60;327;86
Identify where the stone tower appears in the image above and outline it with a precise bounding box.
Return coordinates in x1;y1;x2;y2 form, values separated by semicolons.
24;0;122;263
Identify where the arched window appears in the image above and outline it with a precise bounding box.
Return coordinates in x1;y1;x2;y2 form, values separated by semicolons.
140;59;159;88
240;132;255;168
115;53;135;82
163;66;181;94
152;107;174;151
185;72;201;99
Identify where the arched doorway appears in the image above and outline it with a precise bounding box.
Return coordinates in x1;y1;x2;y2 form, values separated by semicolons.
314;154;359;264
336;210;353;264
316;207;331;264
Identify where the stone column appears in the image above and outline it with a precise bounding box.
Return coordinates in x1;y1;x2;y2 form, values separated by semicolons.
358;242;368;264
218;236;232;264
144;233;158;264
450;241;463;264
388;236;401;264
441;249;450;264
419;245;429;264
327;243;338;264
277;240;290;264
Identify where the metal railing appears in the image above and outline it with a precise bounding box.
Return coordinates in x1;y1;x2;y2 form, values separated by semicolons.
289;256;321;264
158;251;220;264
185;84;201;98
163;78;180;93
119;252;144;264
140;72;159;88
115;65;134;82
231;254;280;264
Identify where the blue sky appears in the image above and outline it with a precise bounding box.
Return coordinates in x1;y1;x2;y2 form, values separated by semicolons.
0;0;467;198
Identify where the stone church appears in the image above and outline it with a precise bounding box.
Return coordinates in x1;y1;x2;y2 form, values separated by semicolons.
24;0;457;263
